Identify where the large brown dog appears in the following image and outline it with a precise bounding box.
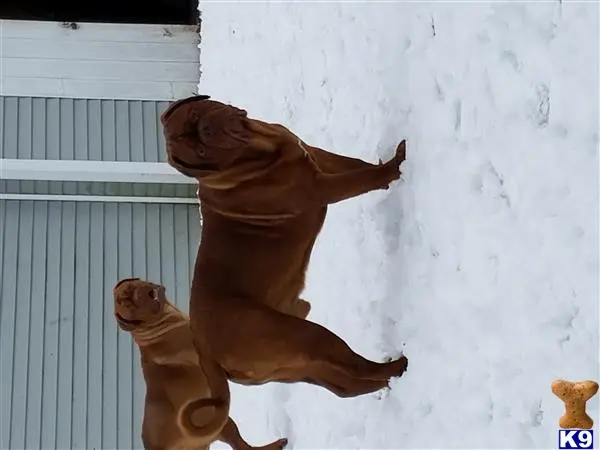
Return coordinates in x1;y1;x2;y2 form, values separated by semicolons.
114;277;288;450
161;95;408;398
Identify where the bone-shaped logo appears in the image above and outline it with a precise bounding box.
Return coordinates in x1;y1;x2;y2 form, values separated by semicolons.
551;379;599;429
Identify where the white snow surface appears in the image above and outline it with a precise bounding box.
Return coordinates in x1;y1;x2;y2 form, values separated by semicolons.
198;2;599;449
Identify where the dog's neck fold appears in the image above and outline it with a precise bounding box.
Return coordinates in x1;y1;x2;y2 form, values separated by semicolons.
194;119;286;190
131;306;187;348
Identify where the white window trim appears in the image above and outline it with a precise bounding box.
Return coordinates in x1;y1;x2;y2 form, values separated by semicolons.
1;158;193;184
0;193;198;204
1;19;200;101
0;158;197;203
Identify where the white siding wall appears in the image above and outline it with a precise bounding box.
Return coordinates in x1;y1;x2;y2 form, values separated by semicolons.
0;20;200;101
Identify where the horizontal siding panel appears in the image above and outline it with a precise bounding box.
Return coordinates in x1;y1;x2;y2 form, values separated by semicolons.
1;20;199;100
0;180;197;198
2;38;199;62
0;20;200;44
0;96;174;162
1;78;199;102
0;199;201;450
5;59;200;83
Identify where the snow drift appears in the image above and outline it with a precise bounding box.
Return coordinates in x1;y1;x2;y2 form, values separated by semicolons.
198;2;599;448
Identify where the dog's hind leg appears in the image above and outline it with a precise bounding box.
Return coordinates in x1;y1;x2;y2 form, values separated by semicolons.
303;329;409;387
208;302;407;398
301;363;392;397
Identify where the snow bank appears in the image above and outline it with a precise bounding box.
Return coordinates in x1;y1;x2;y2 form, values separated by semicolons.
198;2;599;448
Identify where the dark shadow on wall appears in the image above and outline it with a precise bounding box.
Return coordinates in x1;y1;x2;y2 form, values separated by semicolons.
0;0;198;25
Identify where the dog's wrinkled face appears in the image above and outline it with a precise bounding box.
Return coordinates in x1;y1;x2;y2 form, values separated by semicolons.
191;101;250;150
162;96;255;177
113;278;167;331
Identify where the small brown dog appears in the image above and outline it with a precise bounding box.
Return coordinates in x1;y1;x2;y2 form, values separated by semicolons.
161;95;408;398
114;277;288;450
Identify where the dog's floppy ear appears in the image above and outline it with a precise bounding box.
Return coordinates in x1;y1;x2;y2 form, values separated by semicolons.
161;94;211;125
114;277;140;290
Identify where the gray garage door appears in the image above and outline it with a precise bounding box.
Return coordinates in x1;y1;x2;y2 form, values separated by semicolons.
0;95;201;450
0;199;200;450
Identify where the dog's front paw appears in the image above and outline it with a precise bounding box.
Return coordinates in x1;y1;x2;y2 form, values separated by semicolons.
379;140;406;186
394;140;407;165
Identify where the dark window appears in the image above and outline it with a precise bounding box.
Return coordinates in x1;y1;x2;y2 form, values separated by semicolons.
0;0;198;25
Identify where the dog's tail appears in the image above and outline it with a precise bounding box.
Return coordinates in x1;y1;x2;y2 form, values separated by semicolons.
178;355;231;443
178;395;230;443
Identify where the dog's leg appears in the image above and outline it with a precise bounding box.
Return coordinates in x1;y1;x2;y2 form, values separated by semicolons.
301;363;392;397
314;140;406;205
218;417;288;450
210;302;407;398
307;145;379;173
301;326;408;387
